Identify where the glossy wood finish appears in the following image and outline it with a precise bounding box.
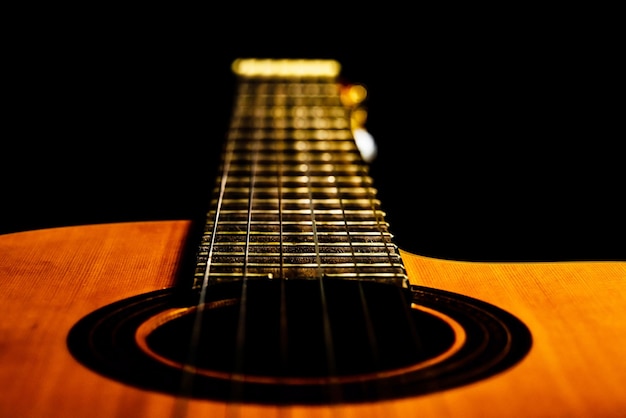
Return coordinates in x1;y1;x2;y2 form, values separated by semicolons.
1;220;624;417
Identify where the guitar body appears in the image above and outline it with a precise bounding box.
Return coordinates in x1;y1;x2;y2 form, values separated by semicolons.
1;220;625;418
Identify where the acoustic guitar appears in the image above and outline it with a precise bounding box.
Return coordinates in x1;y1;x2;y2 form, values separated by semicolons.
1;58;625;418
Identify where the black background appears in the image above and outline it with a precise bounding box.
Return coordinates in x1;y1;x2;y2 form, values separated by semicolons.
3;6;624;261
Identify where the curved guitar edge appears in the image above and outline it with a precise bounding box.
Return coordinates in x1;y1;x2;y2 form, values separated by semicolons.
1;220;625;418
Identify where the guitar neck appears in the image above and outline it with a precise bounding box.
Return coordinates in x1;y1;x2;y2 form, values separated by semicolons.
192;59;407;288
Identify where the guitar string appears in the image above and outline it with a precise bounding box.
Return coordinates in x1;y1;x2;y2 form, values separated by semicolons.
337;139;390;400
213;80;261;417
170;93;240;417
266;78;344;404
288;79;392;404
265;79;342;403
227;106;263;406
353;153;410;407
225;80;292;411
326;122;382;404
219;78;253;417
354;132;427;398
276;112;290;396
334;91;409;404
276;78;387;405
301;135;343;404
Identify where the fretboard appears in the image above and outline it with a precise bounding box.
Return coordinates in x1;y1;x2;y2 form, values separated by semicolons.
193;59;407;289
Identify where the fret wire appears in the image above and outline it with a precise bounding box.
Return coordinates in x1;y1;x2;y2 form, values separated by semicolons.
226;150;360;156
229;140;356;152
236;91;341;99
201;272;405;279
210;230;393;236
216;186;376;194
212;225;391;233
218;176;372;185
210;209;387;215
212;218;363;226
233;105;348;117
213;220;384;226
228;129;355;141
217;195;379;202
205;272;405;281
207;241;394;247
206;262;404;268
226;144;360;152
224;157;364;166
212;197;380;206
210;230;392;236
210;235;394;245
200;248;398;255
208;251;401;257
231;119;350;130
207;261;404;269
224;164;365;173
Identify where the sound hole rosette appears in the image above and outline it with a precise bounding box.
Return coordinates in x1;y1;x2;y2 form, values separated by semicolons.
67;281;532;404
134;302;467;385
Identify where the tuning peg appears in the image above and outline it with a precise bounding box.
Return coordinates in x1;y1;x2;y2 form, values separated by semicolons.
340;84;377;163
340;84;368;107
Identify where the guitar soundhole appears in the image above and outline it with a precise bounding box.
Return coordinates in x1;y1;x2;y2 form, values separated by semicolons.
139;280;455;382
68;280;531;404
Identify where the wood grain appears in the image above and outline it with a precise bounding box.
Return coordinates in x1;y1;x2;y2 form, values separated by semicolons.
1;221;625;417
